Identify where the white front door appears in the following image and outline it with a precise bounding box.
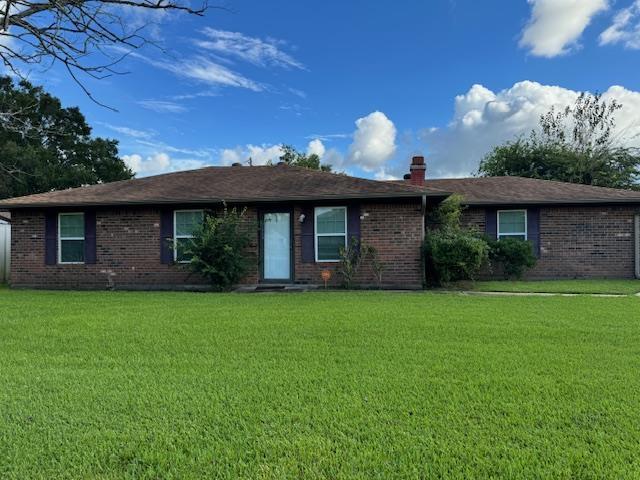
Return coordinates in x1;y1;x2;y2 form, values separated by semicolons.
263;212;291;280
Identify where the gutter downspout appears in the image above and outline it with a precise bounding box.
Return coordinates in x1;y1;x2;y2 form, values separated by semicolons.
421;195;427;242
635;214;640;279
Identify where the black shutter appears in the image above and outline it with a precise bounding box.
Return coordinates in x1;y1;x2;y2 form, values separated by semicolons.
527;207;541;257
485;208;497;240
347;204;361;246
301;205;315;263
160;209;174;264
44;211;57;265
84;211;97;264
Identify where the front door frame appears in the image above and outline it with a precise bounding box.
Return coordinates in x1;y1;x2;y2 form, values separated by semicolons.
259;207;294;283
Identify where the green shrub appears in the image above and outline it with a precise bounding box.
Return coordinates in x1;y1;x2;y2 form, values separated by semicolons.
179;206;253;291
424;230;489;285
488;238;537;279
426;193;465;232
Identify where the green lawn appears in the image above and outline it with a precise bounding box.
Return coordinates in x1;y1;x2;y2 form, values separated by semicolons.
469;279;640;295
1;290;639;479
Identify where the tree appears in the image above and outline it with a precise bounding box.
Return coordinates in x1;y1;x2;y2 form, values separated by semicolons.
0;0;208;106
478;92;640;189
279;145;332;171
0;76;133;199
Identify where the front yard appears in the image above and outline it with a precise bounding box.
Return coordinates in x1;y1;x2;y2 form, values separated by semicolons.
1;290;639;479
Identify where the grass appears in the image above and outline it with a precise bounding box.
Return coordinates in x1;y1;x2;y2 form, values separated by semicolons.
468;279;640;295
1;290;640;479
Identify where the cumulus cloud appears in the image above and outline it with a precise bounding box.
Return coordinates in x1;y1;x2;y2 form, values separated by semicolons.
600;0;640;49
520;0;608;57
196;28;304;70
346;111;397;172
374;169;399;181
137;99;188;113
306;139;326;157
122;152;206;177
420;80;640;178
219;144;284;166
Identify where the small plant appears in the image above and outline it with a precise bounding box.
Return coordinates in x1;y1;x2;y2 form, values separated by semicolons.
178;206;253;291
363;244;384;288
338;237;366;289
488;238;537;279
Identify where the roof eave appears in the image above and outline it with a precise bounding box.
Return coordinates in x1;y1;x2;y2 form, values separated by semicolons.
0;190;447;209
462;198;640;206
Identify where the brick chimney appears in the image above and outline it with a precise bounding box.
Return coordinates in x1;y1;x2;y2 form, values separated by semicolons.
409;156;426;186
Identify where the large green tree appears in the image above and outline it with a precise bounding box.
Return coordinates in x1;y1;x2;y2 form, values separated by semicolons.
278;145;332;172
478;92;640;189
0;77;133;199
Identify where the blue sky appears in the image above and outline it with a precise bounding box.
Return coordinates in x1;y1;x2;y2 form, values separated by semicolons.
31;0;640;179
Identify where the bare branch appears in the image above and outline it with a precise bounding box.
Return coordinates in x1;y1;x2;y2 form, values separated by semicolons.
0;0;222;106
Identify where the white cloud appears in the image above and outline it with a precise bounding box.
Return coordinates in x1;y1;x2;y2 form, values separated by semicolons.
122;152;207;177
306;139;326;157
374;169;399;181
289;88;307;99
167;56;264;91
134;52;263;91
600;0;640;49
520;0;608;57
419;80;640;178
135;140;212;159
196;28;305;70
170;90;220;101
346;111;397;171
137;99;187;113
100;123;155;139
122;153;171;176
305;133;350;141
219;144;284;166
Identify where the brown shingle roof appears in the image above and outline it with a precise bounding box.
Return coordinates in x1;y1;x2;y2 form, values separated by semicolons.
421;176;640;205
0;165;448;209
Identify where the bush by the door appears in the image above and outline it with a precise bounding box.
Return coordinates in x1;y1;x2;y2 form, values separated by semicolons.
178;207;252;291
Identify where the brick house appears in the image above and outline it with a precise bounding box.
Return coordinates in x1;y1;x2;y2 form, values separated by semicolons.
1;157;640;289
419;176;640;279
0;162;447;290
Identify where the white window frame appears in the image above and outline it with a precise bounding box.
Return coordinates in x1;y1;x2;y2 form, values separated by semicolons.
58;212;85;265
173;209;204;263
497;209;527;240
314;206;347;263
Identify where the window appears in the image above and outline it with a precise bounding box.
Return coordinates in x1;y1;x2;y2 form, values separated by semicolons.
498;210;527;241
174;210;204;262
58;213;85;264
315;207;347;262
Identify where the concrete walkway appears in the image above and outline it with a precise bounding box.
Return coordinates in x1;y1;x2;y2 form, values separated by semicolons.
457;290;631;298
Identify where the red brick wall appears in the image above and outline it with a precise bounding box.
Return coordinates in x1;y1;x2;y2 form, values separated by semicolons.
9;207;259;289
10;201;424;289
293;201;424;288
460;205;639;279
